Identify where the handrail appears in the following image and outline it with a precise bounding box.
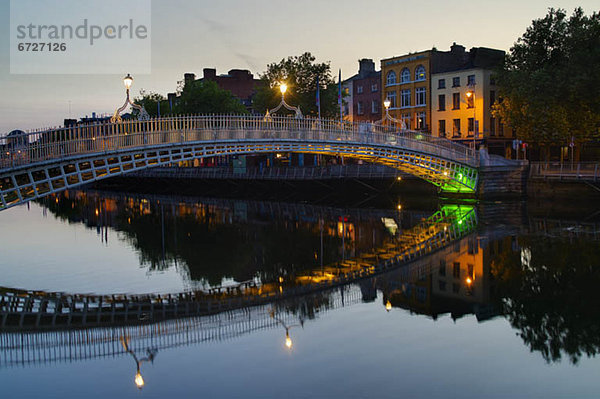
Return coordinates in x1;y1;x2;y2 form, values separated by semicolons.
0;115;478;171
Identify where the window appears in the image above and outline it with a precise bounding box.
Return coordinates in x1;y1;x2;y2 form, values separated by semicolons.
438;94;446;111
386;71;396;86
439;260;446;276
438;120;446;137
490;75;497;85
371;83;378;92
453;262;461;278
452;93;460;110
371;100;379;114
400;68;410;83
467;75;476;86
401;89;411;108
499;121;504;137
490;117;496;136
415;87;426;106
467;264;474;280
356;85;363;94
453;119;461;137
452;77;460;87
415;65;426;81
490;90;496;106
439;281;446;291
453;283;460;294
438;79;446;89
386;91;397;108
468;117;474;134
416;112;426;130
402;114;411;129
357;101;364;115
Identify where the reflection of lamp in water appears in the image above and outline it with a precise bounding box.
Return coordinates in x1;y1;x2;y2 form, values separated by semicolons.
134;370;144;389
270;309;304;350
385;300;392;312
120;334;157;390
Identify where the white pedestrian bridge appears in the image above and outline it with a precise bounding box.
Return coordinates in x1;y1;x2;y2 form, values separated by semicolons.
0;115;479;210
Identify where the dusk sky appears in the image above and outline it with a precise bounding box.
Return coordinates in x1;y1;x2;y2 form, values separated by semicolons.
0;0;597;133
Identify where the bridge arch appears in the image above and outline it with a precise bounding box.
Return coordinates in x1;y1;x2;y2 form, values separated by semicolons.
0;116;479;210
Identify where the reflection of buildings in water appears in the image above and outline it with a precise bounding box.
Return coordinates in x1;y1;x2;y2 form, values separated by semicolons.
41;190;411;288
379;232;519;321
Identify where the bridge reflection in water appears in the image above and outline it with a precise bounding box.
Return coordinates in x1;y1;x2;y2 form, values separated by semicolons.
3;192;600;392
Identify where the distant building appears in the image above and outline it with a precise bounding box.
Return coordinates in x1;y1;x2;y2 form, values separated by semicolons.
342;59;381;122
172;69;262;112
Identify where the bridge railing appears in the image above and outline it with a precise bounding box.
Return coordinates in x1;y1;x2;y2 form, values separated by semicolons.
0;115;478;170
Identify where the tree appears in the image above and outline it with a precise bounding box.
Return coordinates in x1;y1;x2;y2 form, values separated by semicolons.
253;52;340;118
492;235;600;364
174;80;248;115
134;90;169;117
494;8;600;160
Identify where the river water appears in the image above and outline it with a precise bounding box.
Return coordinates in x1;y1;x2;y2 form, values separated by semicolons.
1;189;599;398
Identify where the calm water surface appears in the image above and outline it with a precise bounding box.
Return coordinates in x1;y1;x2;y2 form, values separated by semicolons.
1;190;600;398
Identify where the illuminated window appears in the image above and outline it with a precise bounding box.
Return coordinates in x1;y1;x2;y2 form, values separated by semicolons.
386;71;396;86
416;112;426;130
401;68;410;83
452;93;460;110
415;65;426;81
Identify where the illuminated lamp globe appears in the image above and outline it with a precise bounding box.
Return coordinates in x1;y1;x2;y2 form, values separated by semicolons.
279;83;288;95
123;74;134;90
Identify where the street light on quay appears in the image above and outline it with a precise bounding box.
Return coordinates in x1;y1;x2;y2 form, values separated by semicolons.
466;90;476;150
111;73;150;123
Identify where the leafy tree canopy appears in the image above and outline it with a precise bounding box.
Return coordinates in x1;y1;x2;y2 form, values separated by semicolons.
174;80;248;115
134;90;167;118
494;8;600;151
253;52;340;118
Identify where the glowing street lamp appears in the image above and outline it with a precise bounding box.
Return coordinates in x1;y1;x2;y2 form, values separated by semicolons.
264;81;303;120
111;73;150;123
376;98;406;130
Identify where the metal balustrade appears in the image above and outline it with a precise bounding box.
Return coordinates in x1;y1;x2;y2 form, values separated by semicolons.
0;115;480;210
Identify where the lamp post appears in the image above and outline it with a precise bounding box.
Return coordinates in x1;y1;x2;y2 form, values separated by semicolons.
376;98;406;130
264;82;303;120
111;73;150;123
466;90;476;150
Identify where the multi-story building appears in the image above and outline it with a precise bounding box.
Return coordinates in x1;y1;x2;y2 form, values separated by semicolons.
342;59;382;122
431;46;511;156
381;44;510;156
381;50;433;130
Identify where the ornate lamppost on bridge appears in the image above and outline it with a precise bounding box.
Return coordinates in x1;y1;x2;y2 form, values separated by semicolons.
264;82;303;120
111;74;150;123
376;99;407;130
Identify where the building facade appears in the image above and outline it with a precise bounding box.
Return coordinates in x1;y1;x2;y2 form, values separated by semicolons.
342;59;382;122
431;46;512;156
381;51;432;131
